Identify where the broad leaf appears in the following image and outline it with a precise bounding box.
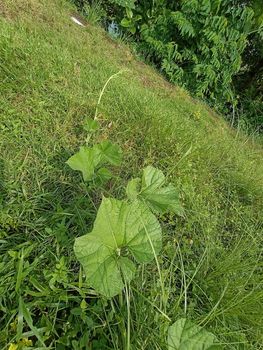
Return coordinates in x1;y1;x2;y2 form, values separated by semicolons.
126;166;183;215
168;318;221;350
74;197;162;297
66;146;101;181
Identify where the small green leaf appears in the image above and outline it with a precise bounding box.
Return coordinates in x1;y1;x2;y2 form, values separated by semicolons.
142;165;165;190
80;299;87;310
121;18;132;28
66;141;122;182
126;166;184;215
74;197;162;297
96;167;112;183
168;318;221;350
96;140;122;166
66;146;101;181
129;25;136;34
126;8;133;19
134;14;142;21
83;117;99;133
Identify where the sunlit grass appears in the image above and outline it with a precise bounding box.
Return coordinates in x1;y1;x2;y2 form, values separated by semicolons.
0;0;262;348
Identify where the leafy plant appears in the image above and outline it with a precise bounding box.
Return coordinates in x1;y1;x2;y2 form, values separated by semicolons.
68;139;183;299
67;112;182;349
66;105;182;299
126;165;184;215
121;8;142;34
138;0;254;106
77;0;263;130
74;196;162;297
168;318;221;350
68;133;183;298
66;140;122;182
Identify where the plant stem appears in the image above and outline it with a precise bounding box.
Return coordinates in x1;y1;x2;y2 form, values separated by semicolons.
141;218;166;312
94;70;127;120
118;292;126;350
124;281;131;350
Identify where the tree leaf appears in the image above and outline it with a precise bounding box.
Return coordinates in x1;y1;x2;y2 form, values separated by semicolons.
74;197;162;297
126;166;184;215
66;146;101;181
168;318;221;350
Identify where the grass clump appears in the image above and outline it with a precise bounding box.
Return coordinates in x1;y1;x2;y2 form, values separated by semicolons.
0;0;263;349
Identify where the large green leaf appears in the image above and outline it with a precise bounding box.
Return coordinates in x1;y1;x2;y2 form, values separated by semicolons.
74;197;162;297
168;318;221;350
126;166;183;215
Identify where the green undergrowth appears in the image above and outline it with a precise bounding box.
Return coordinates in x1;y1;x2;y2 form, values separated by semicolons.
0;0;263;349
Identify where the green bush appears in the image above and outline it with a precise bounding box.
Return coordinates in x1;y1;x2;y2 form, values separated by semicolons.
79;0;263;131
138;1;254;106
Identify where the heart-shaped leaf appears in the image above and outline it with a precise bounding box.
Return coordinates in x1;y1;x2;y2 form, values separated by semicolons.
168;318;221;350
126;166;183;215
74;197;162;297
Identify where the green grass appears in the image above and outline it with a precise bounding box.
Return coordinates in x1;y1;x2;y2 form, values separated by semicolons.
0;0;263;349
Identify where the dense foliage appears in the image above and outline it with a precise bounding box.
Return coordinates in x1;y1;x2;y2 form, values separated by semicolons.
79;0;263;131
234;0;263;130
136;1;253;104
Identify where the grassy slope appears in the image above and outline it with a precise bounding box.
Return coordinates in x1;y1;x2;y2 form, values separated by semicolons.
0;0;263;349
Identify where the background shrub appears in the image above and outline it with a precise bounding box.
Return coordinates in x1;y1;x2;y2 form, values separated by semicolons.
78;0;263;131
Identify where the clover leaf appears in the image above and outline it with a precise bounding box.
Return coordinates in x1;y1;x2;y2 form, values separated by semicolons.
126;166;184;215
168;318;221;350
74;197;162;297
66;141;122;182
